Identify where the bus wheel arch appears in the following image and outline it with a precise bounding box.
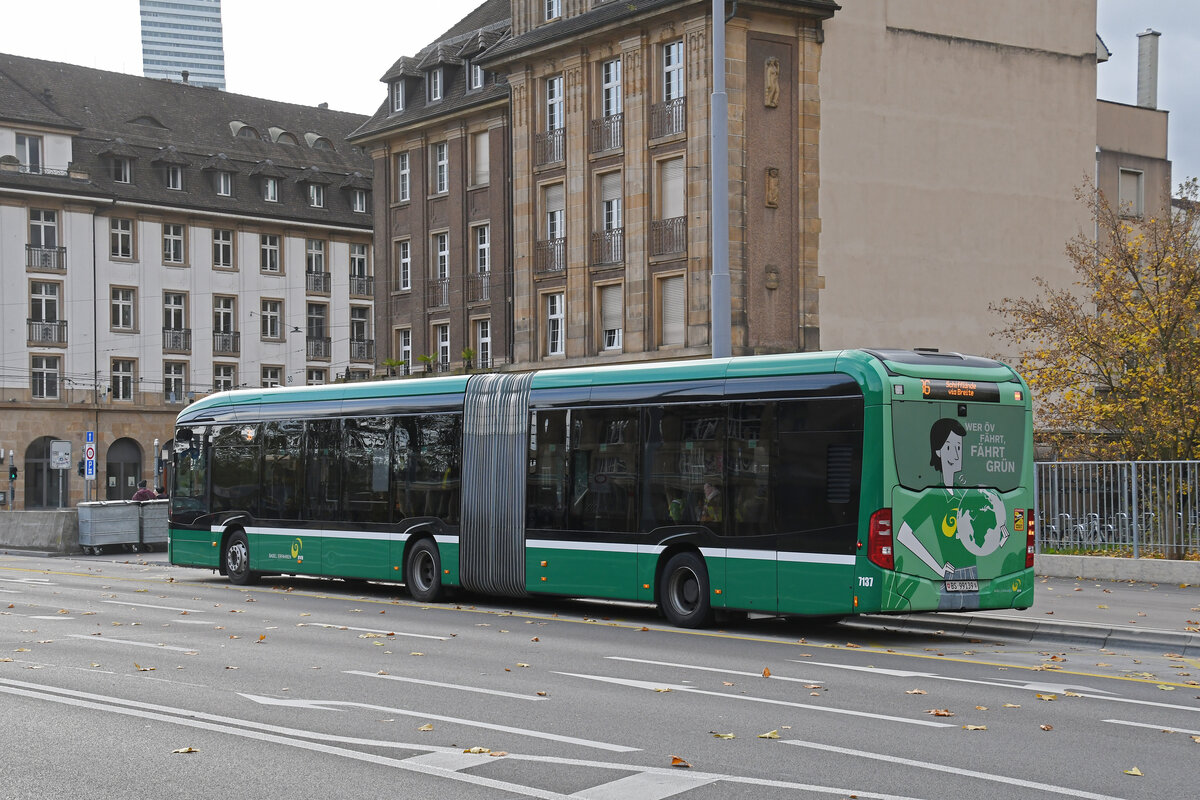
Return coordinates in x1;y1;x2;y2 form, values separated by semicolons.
222;528;259;586
404;536;443;602
658;548;713;628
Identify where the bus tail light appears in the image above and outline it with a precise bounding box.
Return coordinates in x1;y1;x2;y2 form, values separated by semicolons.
868;508;894;570
1026;508;1036;568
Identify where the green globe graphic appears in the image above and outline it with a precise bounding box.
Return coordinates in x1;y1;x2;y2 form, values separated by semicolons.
946;490;1007;557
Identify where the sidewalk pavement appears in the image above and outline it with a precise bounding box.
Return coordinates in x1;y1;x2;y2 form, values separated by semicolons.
856;574;1200;655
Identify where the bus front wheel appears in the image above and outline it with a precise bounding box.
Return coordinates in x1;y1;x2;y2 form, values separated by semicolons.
660;552;713;628
405;539;443;602
224;531;259;586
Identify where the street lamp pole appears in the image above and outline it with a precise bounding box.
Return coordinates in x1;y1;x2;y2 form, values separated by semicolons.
710;0;732;359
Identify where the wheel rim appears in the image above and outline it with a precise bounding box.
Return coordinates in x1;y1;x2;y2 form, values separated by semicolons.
412;550;433;592
227;540;248;577
668;567;700;616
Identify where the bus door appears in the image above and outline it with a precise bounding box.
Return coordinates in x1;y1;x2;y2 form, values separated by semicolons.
889;381;1032;612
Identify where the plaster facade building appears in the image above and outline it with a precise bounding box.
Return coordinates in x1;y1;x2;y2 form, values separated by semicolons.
0;53;372;508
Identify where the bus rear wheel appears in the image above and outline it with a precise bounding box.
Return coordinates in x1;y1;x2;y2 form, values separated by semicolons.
660;552;713;628
224;530;259;586
405;539;443;602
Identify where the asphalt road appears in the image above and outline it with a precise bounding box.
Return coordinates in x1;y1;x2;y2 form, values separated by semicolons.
1;551;1198;799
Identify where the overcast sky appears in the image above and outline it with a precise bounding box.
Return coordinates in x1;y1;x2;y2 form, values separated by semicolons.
1;0;1195;184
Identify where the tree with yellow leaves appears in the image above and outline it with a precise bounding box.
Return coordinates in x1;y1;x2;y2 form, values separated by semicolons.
995;178;1200;460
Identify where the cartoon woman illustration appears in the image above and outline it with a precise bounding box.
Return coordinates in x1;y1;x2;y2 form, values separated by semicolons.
896;418;967;578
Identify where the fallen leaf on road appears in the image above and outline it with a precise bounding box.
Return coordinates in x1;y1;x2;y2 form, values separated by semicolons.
1097;605;1108;609
670;756;692;767
257;635;266;643
489;751;508;757
758;730;780;739
410;652;424;657
762;667;771;678
962;725;987;731
134;663;155;671
1123;767;1143;777
639;627;650;631
464;747;491;754
1156;685;1176;691
906;689;927;695
531;637;539;642
14;648;30;653
1036;694;1056;701
925;709;954;717
171;747;198;754
516;662;530;668
654;688;672;693
804;684;822;689
723;682;735;686
0;658;13;663
1040;725;1053;731
975;706;988;711
536;691;548;697
224;665;238;670
418;723;433;732
358;633;386;638
712;732;736;739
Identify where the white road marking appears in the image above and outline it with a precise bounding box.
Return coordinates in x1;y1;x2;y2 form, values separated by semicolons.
402;751;491;772
0;588;20;593
30;616;75;620
570;771;717;799
298;622;447;641
799;661;1117;695
556;672;954;728
240;693;638;752
781;740;1131;800
102;600;206;613
0;578;52;585
344;670;544;702
0;678;931;800
1104;718;1200;736
608;656;821;684
68;634;196;652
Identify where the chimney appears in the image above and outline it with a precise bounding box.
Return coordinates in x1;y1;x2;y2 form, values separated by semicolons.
181;69;190;84
1136;28;1160;109
318;102;328;109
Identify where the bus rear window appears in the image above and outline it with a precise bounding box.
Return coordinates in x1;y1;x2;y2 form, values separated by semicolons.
892;400;1025;492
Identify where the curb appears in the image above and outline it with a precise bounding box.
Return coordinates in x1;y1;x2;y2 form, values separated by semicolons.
847;612;1200;656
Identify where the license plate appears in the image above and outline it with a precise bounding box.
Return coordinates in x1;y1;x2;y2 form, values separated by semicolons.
945;580;979;592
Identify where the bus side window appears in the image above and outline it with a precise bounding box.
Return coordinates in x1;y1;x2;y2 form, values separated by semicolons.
728;402;773;536
527;410;568;529
304;420;342;521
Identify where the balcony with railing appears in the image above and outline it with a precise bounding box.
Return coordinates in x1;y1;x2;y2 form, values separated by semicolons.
591;229;624;266
427;278;450;308
213;330;240;356
534;128;565;166
307;336;332;360
27;319;67;345
468;273;490;303
535;238;567;275
162;327;192;353
650;217;687;256
27;245;66;272
650;98;686;138
349;274;374;297
589;113;623;154
350;339;375;362
306;271;332;294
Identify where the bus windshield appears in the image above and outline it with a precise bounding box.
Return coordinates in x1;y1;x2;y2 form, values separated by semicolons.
892;400;1026;493
173;427;207;501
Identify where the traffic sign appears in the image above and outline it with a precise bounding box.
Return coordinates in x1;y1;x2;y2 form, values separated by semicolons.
50;440;71;470
84;442;96;481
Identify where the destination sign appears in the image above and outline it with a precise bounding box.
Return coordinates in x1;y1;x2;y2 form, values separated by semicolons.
920;379;1000;402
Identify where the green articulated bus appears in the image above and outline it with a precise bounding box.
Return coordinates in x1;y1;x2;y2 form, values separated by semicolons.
169;349;1035;628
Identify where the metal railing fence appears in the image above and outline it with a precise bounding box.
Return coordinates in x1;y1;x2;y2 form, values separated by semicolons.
1035;461;1200;559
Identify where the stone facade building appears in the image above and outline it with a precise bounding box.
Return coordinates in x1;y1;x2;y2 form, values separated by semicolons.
0;54;372;508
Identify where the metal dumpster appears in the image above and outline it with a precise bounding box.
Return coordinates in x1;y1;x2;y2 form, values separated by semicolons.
78;501;140;554
139;499;169;551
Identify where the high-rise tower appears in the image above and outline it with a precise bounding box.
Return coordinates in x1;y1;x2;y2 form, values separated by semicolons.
140;0;226;89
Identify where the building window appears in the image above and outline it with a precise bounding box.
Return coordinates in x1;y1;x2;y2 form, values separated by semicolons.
546;75;564;131
602;58;622;116
475;319;491;368
216;171;232;196
29;209;58;248
213;296;235;333
545;0;561;21
162;223;185;264
163;292;187;331
396;239;411;291
427;67;443;102
600;283;623;350
395;152;410;202
663;40;684;101
306;368;326;386
545;293;564;356
16;133;43;173
474;224;490;273
433;142;448;194
391;80;405;113
1119;168;1144;218
213;228;234;269
308;183;325;208
112;158;131;183
164;361;186;402
350;243;369;276
261;365;281;388
307;303;327;337
214;364;235;392
352;188;368;213
433;232;449;281
261;299;282;340
351;306;370;342
111;287;136;331
260;234;281;272
112;359;135;400
600;171;623;230
470;62;485;90
545;183;565;241
306;239;326;273
263;177;279;202
397;328;412;373
659;274;685;346
471;131;489;185
31;281;60;324
435;323;450;367
110;218;134;259
32;355;60;399
166;164;183;190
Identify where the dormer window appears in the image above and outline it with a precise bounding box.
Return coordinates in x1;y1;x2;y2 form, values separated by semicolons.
112;158;131;183
166;164;183;190
427;68;443;102
391;80;405;113
308;183;325;208
352;189;368;213
264;177;278;202
545;0;561;21
216;171;232;196
469;62;485;90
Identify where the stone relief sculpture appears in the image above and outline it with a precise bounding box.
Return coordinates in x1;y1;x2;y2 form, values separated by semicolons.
764;56;780;108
